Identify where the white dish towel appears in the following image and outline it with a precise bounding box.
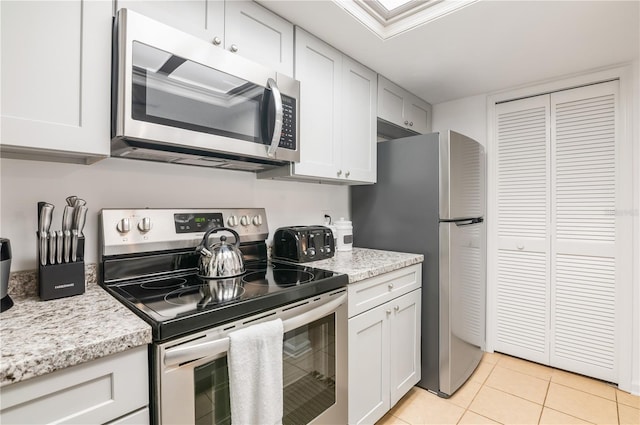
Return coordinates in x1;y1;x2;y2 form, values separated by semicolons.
228;318;284;425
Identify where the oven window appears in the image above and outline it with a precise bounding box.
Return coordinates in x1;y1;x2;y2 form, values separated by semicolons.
194;314;336;425
131;41;264;144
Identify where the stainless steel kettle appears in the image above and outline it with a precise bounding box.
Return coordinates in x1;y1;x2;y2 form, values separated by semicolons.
196;227;245;279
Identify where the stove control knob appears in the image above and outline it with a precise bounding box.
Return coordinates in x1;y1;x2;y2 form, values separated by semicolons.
252;215;263;226
116;218;131;234
227;215;239;227
240;215;250;226
138;217;152;233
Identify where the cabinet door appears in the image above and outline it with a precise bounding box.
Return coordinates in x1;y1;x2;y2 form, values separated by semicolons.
1;0;112;161
549;81;619;382
341;56;377;184
348;303;390;425
115;0;224;44
406;94;431;134
377;76;406;128
292;28;342;180
0;346;148;424
224;1;293;76
389;289;421;406
493;95;551;365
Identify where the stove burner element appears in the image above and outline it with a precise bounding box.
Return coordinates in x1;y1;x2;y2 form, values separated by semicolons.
140;277;187;290
243;269;314;287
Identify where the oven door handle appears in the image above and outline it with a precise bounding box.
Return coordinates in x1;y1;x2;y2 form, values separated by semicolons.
164;293;347;367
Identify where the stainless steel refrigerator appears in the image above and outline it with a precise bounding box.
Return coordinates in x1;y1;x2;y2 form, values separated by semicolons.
350;130;486;397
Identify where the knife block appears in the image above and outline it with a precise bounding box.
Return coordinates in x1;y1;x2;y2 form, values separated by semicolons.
37;235;85;301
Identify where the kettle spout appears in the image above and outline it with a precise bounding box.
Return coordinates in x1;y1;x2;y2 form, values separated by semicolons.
196;245;213;258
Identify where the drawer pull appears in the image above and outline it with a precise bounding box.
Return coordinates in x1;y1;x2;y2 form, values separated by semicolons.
388;283;394;290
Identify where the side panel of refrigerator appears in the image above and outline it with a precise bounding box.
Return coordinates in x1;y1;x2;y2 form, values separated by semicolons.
443;130;486;220
439;219;485;395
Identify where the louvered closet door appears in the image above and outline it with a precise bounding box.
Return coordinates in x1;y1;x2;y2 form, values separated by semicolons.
550;81;618;382
494;96;551;364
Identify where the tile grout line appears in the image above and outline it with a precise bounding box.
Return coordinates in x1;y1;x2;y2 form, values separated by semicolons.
459;361;508;425
536;378;551;424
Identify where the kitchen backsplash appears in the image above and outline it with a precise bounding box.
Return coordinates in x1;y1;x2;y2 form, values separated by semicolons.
0;157;349;271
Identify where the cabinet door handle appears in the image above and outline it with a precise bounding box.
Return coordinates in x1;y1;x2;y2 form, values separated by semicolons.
230;44;239;53
386;309;392;315
409;122;413;127
517;244;524;250
345;171;350;178
388;283;394;290
404;120;409;125
212;36;222;46
394;305;400;312
337;170;343;176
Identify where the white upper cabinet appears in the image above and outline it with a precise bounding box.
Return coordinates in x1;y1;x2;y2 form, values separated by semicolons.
341;56;377;183
114;0;224;44
291;28;343;180
261;27;377;184
0;0;112;163
116;0;293;76
378;75;431;134
224;1;293;76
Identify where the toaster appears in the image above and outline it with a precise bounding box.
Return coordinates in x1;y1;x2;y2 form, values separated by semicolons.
272;226;335;263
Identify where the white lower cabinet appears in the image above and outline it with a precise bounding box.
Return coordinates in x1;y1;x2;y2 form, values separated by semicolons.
0;346;149;424
348;265;422;425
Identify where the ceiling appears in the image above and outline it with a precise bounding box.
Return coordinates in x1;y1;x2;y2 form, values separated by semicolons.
257;0;640;105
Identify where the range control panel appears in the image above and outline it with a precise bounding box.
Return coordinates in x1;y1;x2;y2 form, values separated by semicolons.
101;208;268;256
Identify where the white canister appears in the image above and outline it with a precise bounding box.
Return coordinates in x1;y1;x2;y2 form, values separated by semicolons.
335;218;353;252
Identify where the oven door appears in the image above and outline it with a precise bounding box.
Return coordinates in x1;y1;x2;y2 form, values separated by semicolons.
113;8;299;164
157;290;347;425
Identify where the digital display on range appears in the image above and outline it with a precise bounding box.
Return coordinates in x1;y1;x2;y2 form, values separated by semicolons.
174;213;224;233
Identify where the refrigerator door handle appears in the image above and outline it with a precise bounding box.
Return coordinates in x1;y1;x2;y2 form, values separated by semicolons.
440;217;484;226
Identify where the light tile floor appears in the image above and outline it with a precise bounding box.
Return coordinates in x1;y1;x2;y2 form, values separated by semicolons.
377;352;640;425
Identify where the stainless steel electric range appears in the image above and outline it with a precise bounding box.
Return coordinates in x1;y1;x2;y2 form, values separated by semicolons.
99;208;349;425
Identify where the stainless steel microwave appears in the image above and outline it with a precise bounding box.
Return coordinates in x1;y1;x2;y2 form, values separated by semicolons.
112;9;300;172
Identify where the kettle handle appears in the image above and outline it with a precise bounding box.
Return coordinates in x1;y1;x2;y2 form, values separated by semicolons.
197;227;241;251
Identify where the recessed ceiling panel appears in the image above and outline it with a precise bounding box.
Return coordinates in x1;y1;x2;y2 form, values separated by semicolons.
337;0;479;38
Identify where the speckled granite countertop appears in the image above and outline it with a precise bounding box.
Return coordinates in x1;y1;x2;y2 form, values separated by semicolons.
0;248;419;387
0;269;151;387
305;247;423;283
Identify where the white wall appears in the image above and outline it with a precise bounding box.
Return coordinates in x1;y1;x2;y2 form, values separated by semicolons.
0;157;349;271
431;94;488;147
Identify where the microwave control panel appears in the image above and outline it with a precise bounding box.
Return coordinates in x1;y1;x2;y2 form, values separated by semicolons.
278;95;296;151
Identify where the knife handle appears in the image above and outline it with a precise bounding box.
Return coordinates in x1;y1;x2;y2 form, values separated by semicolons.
39;231;48;266
63;230;71;263
71;230;79;262
48;230;56;265
56;230;63;264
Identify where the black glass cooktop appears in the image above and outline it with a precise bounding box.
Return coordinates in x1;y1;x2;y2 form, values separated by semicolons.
102;260;348;342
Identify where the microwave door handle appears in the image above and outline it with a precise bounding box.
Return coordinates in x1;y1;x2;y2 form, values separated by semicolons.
266;78;283;158
163;293;347;367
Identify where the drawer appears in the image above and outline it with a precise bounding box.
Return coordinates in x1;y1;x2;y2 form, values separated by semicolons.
0;345;149;424
348;264;422;318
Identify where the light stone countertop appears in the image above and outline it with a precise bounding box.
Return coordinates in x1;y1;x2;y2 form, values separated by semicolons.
0;248;420;387
0;279;151;387
304;247;423;283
